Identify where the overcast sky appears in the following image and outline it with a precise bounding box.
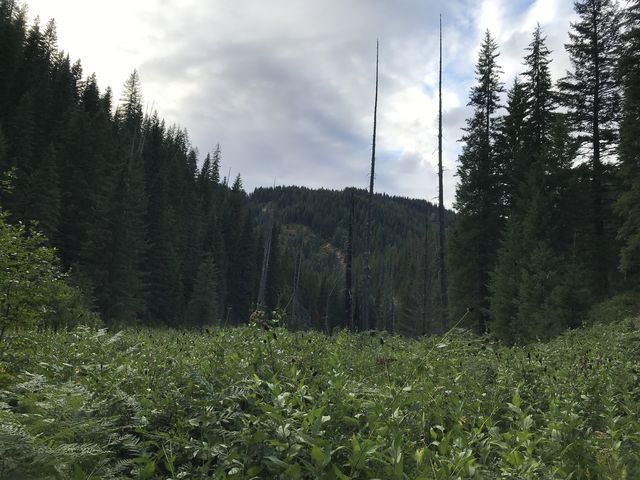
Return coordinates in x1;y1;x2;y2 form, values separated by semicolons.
24;0;577;207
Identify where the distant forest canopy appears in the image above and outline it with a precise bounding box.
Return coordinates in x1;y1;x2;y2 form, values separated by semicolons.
0;0;639;342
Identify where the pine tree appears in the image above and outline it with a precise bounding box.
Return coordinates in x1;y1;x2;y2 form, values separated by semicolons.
0;127;6;172
28;143;60;239
560;0;622;296
448;31;504;333
617;0;640;282
107;71;149;323
223;175;256;324
265;223;283;311
6;92;35;220
185;252;220;327
495;77;528;213
490;26;590;343
58;79;114;268
523;24;555;153
116;70;143;138
0;0;27;127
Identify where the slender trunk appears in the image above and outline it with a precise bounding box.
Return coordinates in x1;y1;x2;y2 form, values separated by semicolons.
422;213;430;336
257;222;273;309
363;40;379;332
345;191;354;330
325;281;336;335
438;15;448;332
291;247;302;328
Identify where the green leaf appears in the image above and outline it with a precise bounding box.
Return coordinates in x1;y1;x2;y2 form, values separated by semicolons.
311;446;324;466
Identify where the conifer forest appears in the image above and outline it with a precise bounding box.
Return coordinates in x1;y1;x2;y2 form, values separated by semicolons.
1;0;639;478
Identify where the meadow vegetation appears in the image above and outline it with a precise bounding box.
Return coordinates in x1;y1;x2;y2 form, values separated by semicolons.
1;319;639;479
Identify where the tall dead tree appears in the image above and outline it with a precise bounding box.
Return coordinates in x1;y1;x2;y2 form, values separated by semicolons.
290;246;302;328
345;190;354;330
363;40;379;332
437;15;448;332
257;221;273;309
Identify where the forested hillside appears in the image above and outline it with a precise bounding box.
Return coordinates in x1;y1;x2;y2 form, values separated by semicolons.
0;1;264;328
1;0;639;343
249;186;455;335
2;0;640;478
0;0;456;335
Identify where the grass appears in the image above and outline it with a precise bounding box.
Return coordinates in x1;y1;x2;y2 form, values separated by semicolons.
1;318;639;479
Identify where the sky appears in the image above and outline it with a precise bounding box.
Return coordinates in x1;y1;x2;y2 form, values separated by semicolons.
24;0;577;208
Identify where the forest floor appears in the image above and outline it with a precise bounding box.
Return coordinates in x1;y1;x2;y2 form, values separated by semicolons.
1;318;639;479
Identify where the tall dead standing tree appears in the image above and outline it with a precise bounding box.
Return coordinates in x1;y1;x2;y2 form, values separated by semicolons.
437;15;448;332
256;220;273;310
363;40;379;332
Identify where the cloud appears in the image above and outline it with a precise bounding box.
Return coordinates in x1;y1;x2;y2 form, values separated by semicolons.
24;0;577;208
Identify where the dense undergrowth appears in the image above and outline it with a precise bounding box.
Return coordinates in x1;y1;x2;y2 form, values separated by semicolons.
1;319;639;479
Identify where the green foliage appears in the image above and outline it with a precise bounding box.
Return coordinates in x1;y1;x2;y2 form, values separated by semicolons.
185;252;220;327
0;4;266;327
559;0;623;296
617;0;640;283
448;30;504;334
0;210;99;336
1;320;639;478
250;186;449;334
587;294;640;325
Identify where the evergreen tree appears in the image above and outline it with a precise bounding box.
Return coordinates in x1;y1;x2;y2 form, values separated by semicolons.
617;0;640;282
495;78;528;213
107;72;149;322
265;223;283;311
28;143;60;239
223;175;256;324
0;1;27;127
560;0;622;295
448;31;504;333
490;163;589;343
185;252;220;327
0;127;6;171
523;24;555;153
490;26;590;343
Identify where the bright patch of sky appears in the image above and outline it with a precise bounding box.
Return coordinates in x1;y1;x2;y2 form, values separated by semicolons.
24;0;577;208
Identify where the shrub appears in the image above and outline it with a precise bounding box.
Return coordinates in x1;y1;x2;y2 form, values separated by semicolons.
0;210;99;340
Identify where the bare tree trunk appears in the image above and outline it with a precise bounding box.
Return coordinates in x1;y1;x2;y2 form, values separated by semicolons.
345;191;354;331
363;40;379;332
422;215;430;336
438;15;448;332
290;247;302;329
257;222;273;309
324;281;336;335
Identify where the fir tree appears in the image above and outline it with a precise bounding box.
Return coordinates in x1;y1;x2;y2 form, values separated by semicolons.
28;143;60;239
617;0;640;282
0;127;6;172
106;72;149;323
448;31;504;333
523;24;555;153
490;26;590;343
495;77;528;213
560;0;622;296
185;252;220;327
